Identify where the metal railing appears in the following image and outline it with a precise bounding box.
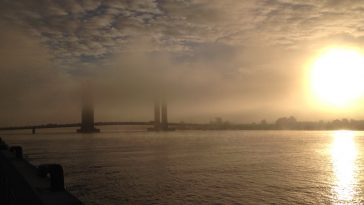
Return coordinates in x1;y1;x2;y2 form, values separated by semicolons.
0;137;84;205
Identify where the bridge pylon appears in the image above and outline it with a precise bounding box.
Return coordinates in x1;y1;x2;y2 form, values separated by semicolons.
77;93;100;133
149;99;174;131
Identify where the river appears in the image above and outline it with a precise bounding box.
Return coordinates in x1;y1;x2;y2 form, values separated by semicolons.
2;129;363;204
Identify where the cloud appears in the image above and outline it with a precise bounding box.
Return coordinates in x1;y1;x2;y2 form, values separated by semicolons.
0;21;80;126
2;0;364;64
1;0;364;125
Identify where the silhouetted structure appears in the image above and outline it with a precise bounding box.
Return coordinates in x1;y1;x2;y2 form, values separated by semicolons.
149;99;174;131
3;117;364;132
275;116;297;129
154;100;161;130
77;94;100;133
161;100;168;130
0;139;83;204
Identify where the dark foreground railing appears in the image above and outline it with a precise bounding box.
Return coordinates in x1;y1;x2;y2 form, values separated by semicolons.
0;138;83;205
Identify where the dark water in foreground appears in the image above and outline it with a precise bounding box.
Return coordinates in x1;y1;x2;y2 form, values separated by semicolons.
2;130;364;204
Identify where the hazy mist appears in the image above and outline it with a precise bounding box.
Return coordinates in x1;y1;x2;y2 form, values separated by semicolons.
1;0;364;126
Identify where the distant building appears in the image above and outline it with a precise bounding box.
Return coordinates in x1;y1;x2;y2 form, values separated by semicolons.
275;116;297;129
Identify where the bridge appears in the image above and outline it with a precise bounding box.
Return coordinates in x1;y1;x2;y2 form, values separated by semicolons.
0;122;151;134
0;99;191;134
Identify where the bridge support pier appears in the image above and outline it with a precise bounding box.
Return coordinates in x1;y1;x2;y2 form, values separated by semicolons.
161;101;168;130
149;100;174;131
77;93;100;133
154;100;161;130
32;127;36;135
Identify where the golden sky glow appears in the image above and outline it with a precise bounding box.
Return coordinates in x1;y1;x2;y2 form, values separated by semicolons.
4;1;364;124
309;47;364;109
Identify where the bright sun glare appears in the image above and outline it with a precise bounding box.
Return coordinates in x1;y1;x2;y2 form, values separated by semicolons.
331;130;358;202
310;48;364;107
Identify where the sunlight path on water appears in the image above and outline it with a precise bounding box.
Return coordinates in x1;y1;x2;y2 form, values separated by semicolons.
331;130;359;204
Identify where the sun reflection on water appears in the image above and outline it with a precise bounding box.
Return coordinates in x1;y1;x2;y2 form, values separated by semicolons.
331;130;358;204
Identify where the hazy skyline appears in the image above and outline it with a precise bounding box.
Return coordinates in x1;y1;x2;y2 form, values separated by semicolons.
1;0;364;126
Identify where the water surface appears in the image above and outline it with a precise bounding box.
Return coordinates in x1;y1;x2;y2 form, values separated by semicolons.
2;130;364;204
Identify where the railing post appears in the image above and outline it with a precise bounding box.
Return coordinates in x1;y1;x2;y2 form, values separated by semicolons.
9;146;23;159
38;164;65;191
0;138;8;150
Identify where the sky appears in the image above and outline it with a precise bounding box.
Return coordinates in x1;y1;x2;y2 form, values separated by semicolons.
1;0;364;126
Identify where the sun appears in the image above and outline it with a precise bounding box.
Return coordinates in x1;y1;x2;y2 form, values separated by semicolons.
310;47;364;107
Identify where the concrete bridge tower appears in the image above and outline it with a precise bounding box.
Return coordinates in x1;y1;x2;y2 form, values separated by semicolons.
77;93;100;133
161;100;168;130
151;99;173;131
154;100;161;130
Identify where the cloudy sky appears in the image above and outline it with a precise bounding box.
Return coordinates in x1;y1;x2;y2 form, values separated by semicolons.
1;0;364;126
